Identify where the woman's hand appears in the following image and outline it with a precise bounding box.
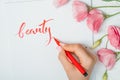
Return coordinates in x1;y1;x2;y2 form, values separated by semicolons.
57;43;96;80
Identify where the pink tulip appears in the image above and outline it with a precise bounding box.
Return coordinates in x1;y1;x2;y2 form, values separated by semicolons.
72;0;88;22
97;48;116;70
53;0;69;7
87;9;104;33
108;25;120;49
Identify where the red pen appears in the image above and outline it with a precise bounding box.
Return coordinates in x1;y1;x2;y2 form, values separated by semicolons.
53;37;88;77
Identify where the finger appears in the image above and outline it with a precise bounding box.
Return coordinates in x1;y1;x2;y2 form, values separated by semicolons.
60;43;91;60
58;49;74;72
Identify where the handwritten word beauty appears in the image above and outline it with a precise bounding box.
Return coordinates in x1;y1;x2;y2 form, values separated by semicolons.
18;19;53;45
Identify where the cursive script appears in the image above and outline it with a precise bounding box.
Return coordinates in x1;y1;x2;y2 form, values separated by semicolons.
18;19;53;45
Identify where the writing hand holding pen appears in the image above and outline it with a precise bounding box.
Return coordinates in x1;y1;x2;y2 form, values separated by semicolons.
57;43;97;80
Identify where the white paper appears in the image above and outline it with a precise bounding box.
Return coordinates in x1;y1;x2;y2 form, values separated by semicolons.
0;0;120;80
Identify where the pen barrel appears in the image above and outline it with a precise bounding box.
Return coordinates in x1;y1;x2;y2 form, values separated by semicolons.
65;51;87;75
53;38;88;77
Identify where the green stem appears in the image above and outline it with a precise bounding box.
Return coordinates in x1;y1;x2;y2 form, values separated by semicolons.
106;11;120;18
91;0;93;7
100;34;108;40
93;6;120;9
105;70;107;73
89;0;93;11
91;0;94;45
105;40;109;48
103;0;120;2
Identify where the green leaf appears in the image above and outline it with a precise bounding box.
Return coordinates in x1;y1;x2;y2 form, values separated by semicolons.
103;0;120;2
116;0;120;1
103;0;115;1
103;71;108;80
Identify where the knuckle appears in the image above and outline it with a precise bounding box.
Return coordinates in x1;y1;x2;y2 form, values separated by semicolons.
93;55;97;63
88;55;97;65
89;58;94;63
58;52;63;61
74;44;82;49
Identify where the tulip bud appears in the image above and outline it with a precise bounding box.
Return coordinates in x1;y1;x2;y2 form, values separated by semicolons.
103;71;108;80
92;39;102;49
116;52;120;61
116;52;120;56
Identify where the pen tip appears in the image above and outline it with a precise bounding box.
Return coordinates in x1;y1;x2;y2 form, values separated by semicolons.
53;37;60;46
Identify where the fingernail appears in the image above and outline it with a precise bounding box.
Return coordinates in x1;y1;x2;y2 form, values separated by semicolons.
60;43;65;46
56;46;62;52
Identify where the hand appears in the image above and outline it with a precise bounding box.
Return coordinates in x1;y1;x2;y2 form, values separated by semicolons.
57;43;96;80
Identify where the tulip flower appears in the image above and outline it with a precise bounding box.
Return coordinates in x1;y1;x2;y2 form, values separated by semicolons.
97;48;116;70
87;9;104;33
108;25;120;49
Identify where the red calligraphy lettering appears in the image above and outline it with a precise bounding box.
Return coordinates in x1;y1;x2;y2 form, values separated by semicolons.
17;19;53;45
18;22;26;38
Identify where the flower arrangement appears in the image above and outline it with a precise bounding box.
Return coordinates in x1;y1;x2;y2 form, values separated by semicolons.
53;0;120;80
93;25;120;80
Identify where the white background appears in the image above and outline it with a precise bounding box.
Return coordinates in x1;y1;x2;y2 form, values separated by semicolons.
0;0;120;80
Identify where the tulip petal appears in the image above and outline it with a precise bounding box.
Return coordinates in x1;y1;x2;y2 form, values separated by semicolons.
72;0;88;22
87;9;104;33
108;25;120;49
53;0;69;7
97;48;116;70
